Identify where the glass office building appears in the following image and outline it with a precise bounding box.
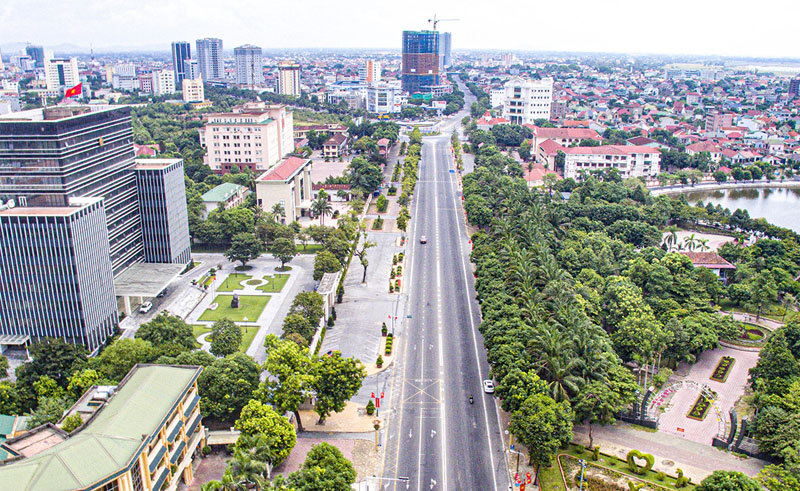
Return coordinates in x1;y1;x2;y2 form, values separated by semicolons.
171;41;192;86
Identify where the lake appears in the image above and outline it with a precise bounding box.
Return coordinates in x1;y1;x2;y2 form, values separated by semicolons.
683;187;800;233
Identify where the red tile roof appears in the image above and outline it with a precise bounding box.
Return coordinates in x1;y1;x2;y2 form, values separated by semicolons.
562;145;660;155
538;139;566;155
526;126;601;140
523;163;561;183
257;156;310;182
679;252;736;270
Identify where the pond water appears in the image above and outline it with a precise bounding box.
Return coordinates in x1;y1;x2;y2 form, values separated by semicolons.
683;187;800;233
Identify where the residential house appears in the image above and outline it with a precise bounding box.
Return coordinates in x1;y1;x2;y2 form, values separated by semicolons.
562;145;661;180
323;133;348;160
679;251;736;283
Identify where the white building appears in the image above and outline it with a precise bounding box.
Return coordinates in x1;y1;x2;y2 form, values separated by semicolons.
199;102;294;174
196;38;224;81
366;83;405;114
44;58;79;90
234;45;264;86
562;145;661;180
277;61;301;97
184;59;201;81
112;63;137;91
182;78;205;103
500;77;554;125
490;88;505;108
151;70;175;95
359;60;381;85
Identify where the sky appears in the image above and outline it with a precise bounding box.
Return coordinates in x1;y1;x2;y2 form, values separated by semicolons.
1;0;799;59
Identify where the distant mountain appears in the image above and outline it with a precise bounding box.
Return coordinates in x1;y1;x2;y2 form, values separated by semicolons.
0;41;169;57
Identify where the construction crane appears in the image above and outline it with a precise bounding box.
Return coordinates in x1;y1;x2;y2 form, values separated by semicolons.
428;14;459;31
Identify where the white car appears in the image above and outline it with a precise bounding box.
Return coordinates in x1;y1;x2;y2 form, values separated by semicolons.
139;301;153;314
483;380;495;394
420;236;428;244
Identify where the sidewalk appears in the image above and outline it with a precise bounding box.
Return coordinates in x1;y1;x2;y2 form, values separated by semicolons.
572;422;767;482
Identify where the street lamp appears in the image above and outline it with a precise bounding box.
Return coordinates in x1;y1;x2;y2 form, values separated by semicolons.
578;459;588;491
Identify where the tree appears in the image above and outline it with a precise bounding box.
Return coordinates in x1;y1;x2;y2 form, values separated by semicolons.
495;368;546;413
509;393;573;466
312;352;366;423
271;203;286;223
228;446;269;490
234;400;297;466
270;237;297;270
282;313;315;343
288;442;357;491
62;413;83;432
573;374;636;449
210;319;242;357
697;470;761;491
713;170;728;183
90;338;156;381
135;312;195;351
354;236;376;283
225;232;264;268
290;292;325;326
66;368;100;400
518;139;532;161
311;192;333;226
0;355;8;379
748;271;778;322
26;396;69;427
262;335;316;432
198;353;260;420
17;338;87;389
0;382;21;415
347;156;383;195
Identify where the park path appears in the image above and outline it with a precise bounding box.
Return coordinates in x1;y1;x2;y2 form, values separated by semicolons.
573;422;767;483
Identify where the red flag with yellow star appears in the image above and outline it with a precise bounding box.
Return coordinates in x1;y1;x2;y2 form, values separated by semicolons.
64;83;82;98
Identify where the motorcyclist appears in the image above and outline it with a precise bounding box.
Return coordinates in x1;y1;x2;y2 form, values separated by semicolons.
469;394;474;404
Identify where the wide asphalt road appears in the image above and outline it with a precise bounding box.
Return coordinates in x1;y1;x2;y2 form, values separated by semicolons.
381;87;509;490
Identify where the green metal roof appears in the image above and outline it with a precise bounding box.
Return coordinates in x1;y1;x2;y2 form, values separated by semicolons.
0;365;201;491
201;182;246;203
0;416;16;437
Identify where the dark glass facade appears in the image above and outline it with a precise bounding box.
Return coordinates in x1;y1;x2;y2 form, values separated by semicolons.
171;41;191;86
402;31;440;94
0;107;144;275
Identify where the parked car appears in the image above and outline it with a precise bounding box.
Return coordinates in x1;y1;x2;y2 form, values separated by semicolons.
156;288;167;298
420;236;427;244
139;302;153;314
483;380;495;394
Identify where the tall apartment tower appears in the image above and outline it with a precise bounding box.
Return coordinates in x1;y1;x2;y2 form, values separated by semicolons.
789;78;800;98
196;38;224;81
152;69;176;95
277;61;301;97
44;57;80;91
234;45;264;86
438;32;452;69
25;45;46;67
359;60;381;85
401;30;440;94
171;41;191;86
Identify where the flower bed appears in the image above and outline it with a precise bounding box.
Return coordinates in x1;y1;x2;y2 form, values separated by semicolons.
710;356;735;383
687;393;712;421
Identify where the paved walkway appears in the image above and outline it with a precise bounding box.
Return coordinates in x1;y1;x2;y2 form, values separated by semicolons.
573;422;767;482
721;310;785;331
654;347;759;444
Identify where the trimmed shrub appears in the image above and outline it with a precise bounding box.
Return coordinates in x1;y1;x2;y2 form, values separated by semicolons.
366;399;375;415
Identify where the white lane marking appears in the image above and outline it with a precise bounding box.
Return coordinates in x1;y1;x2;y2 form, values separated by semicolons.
432;141;448;490
446;138;501;491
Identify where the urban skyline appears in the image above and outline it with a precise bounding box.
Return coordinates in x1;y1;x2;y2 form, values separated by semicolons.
1;0;800;59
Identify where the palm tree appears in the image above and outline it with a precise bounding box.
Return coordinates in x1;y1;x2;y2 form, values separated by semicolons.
663;225;680;252
236;434;281;480
683;233;698;252
228;447;269;490
697;238;710;252
201;470;244;491
310;194;332;226
271;203;285;223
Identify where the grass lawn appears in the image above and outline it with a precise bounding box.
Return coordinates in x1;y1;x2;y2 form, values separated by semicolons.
297;243;324;254
199;295;270;322
191;324;258;353
257;273;289;293
538;464;567;491
216;273;254;292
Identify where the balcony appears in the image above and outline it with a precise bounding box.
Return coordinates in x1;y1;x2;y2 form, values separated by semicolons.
148;444;167;474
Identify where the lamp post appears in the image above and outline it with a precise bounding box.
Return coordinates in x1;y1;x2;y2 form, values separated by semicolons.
578;459;587;491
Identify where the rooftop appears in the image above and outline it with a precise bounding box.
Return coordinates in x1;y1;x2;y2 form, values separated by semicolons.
114;263;185;298
0;197;103;217
134;158;182;170
679;251;736;270
562;145;661;156
257;156;311;182
0;365;201;491
201;182;247;203
0;105;118;122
